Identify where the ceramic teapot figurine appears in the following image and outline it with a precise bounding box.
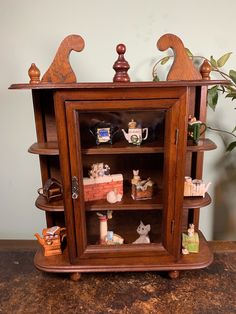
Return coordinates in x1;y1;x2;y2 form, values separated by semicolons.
188;115;206;144
90;121;119;145
122;119;148;145
184;176;211;197
34;226;66;257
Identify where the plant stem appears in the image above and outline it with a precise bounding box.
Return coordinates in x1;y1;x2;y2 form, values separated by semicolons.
207;126;236;138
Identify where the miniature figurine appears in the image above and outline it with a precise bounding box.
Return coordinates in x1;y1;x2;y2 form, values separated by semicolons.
97;213;108;244
122;119;148;145
187;115;206;144
131;170;153;200
37;178;63;202
83;163;123;202
90;121;119;145
182;224;199;254
133;221;151;244
106;231;124;245
106;189;123;203
184;176;211;197
97;212;124;245
89;162;110;179
34;226;66;256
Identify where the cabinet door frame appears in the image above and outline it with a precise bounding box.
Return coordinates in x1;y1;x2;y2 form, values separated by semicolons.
54;88;188;263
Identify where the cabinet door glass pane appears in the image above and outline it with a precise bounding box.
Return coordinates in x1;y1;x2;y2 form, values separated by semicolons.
77;109;166;247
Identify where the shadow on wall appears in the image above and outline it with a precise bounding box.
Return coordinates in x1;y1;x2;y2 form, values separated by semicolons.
213;149;236;240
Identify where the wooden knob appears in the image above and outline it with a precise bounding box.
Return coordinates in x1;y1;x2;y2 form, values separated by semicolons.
200;59;211;80
113;43;130;83
28;63;40;84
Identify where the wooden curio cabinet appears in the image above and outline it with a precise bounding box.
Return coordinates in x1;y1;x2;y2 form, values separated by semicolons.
10;34;226;280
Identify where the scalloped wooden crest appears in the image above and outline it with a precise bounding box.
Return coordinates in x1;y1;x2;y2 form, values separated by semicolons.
41;34;85;83
157;33;202;81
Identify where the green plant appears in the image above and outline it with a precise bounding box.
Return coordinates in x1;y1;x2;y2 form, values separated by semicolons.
152;50;236;151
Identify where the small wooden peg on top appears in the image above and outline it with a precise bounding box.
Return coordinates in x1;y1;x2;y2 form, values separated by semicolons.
113;44;130;82
200;59;211;80
28;63;40;84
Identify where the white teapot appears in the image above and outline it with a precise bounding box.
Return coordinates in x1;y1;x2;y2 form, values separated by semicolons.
122;119;148;145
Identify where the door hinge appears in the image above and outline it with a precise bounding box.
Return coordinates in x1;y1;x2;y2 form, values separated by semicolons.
72;176;79;200
175;128;179;145
171;220;175;234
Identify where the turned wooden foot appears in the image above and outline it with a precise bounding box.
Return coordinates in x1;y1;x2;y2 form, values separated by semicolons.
168;270;180;279
70;272;81;281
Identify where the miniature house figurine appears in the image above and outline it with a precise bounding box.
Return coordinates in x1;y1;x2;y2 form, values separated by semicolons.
37;178;63;202
83;163;123;202
122;119;148;145
133;221;151;244
34;226;66;257
182;224;199;254
184;176;211;197
131;170;153;200
187;115;206;144
97;212;124;245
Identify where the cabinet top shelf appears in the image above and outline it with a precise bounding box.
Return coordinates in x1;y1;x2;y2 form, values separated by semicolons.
9;80;228;90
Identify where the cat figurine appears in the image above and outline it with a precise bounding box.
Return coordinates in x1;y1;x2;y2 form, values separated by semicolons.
133;221;151;244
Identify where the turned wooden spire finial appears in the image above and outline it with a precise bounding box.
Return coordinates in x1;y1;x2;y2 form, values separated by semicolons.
200;59;211;80
113;44;130;83
28;63;41;84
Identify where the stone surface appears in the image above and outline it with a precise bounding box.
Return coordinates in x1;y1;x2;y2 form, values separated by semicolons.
0;245;235;313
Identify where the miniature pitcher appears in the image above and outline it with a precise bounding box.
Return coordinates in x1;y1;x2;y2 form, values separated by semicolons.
188;115;206;144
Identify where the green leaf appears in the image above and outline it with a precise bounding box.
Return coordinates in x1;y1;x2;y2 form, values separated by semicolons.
153;75;160;82
217;52;232;67
231;126;236;133
185;48;193;57
220;85;225;93
210;56;218;68
225;85;236;92
226;141;236;152
207;85;219;110
225;91;236;99
229;70;236;84
160;56;170;65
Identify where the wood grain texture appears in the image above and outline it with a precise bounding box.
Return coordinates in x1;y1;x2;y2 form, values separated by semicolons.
10;35;225;276
9;79;228;90
157;33;202;81
41;34;85;83
34;231;213;272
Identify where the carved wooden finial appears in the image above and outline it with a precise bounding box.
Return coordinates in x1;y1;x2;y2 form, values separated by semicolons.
113;44;130;83
157;33;202;81
41;34;85;83
200;59;211;80
28;63;40;84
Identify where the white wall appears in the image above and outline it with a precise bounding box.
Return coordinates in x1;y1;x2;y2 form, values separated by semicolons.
0;0;236;239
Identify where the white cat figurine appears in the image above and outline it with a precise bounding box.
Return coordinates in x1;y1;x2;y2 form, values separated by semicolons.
133;221;151;244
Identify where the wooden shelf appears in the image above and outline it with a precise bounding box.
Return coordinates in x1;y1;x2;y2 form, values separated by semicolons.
82;140;164;155
35;192;211;213
10;79;229;90
35;195;64;212
187;139;217;152
28;138;216;156
34;231;213;273
85;192;211;212
81;138;216;155
28;142;59;155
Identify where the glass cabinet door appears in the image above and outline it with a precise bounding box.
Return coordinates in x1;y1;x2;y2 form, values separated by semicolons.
64;98;187;261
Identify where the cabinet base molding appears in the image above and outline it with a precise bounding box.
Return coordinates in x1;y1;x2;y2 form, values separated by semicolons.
34;231;213;277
